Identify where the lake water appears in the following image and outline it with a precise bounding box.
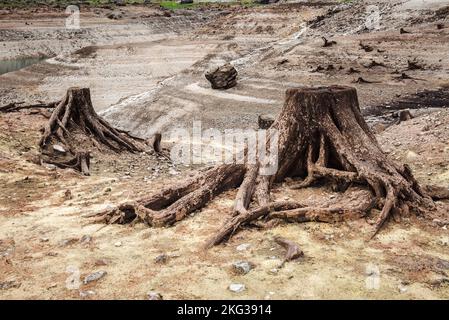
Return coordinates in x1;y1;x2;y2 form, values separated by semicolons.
0;56;48;76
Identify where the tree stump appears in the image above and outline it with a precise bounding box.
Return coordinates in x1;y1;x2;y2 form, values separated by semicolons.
39;87;145;174
205;63;238;90
95;86;435;247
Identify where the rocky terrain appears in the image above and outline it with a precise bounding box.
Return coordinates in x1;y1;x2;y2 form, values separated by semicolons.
1;0;449;299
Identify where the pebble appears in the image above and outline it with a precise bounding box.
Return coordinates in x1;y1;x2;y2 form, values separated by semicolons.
405;150;418;161
155;254;168;264
268;268;279;275
80;235;92;245
79;290;96;298
53;144;66;153
114;241;122;247
147;291;163;300
398;284;408;293
83;271;107;284
60;238;78;247
236;243;251;251
232;261;252;275
228;283;246;293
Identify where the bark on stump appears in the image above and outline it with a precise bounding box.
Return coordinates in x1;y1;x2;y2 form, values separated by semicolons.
95;86;434;247
39;87;145;174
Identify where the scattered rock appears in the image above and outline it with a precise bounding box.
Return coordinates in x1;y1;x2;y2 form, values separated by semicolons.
80;235;92;245
236;243;251;251
94;259;109;266
114;241;122;247
147;291;163;300
59;238;78;247
0;280;21;290
398;284;408;293
107;11;123;20
155;254;168;264
405;150;418;161
64;189;72;200
43;163;57;171
53;144;66;154
268;268;279;275
205;63;238;90
79;290;96;298
232;261;253;275
228;283;246;293
83;271;107;284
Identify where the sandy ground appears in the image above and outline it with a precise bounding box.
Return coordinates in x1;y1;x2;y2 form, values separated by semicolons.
1;1;449;299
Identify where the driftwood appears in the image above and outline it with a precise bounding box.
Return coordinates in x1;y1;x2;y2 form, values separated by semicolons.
0;101;59;113
322;37;336;47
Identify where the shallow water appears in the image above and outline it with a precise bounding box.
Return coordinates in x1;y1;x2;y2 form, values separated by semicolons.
0;56;47;76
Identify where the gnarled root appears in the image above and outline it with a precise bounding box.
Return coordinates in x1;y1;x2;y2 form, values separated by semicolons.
40;87;144;153
92;86;436;249
94;164;246;227
43;152;91;176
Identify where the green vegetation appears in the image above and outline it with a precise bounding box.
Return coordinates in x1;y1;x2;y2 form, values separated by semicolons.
0;0;261;10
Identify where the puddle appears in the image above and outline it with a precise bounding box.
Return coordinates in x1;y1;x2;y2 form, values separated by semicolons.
0;56;48;76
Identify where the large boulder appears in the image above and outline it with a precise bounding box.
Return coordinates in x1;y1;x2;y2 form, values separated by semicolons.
205;63;238;90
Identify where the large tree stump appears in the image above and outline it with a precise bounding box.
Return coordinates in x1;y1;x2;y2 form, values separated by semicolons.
95;86;436;247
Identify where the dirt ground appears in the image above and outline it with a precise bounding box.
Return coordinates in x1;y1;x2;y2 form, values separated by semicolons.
1;0;449;299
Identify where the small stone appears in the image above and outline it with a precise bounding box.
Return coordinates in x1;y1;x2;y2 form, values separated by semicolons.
147;291;163;300
405;150;418;161
53;144;66;154
236;243;251;251
40;237;49;243
114;241;122;247
104;187;112;193
155;254;168;264
438;237;449;246
228;283;246;293
232;261;253;275
43;163;57;171
80;235;92;245
79;290;96;298
0;280;21;290
94;259;109;266
83;271;107;284
60;238;78;247
268;268;279;275
398;284;408;293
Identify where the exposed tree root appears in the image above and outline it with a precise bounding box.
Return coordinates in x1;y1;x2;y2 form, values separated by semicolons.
93;86;436;248
43;152;91;176
0;100;59;113
36;87;151;174
40;87;144;153
275;237;303;267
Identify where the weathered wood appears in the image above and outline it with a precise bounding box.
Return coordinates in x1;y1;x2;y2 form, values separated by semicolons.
95;86;435;248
